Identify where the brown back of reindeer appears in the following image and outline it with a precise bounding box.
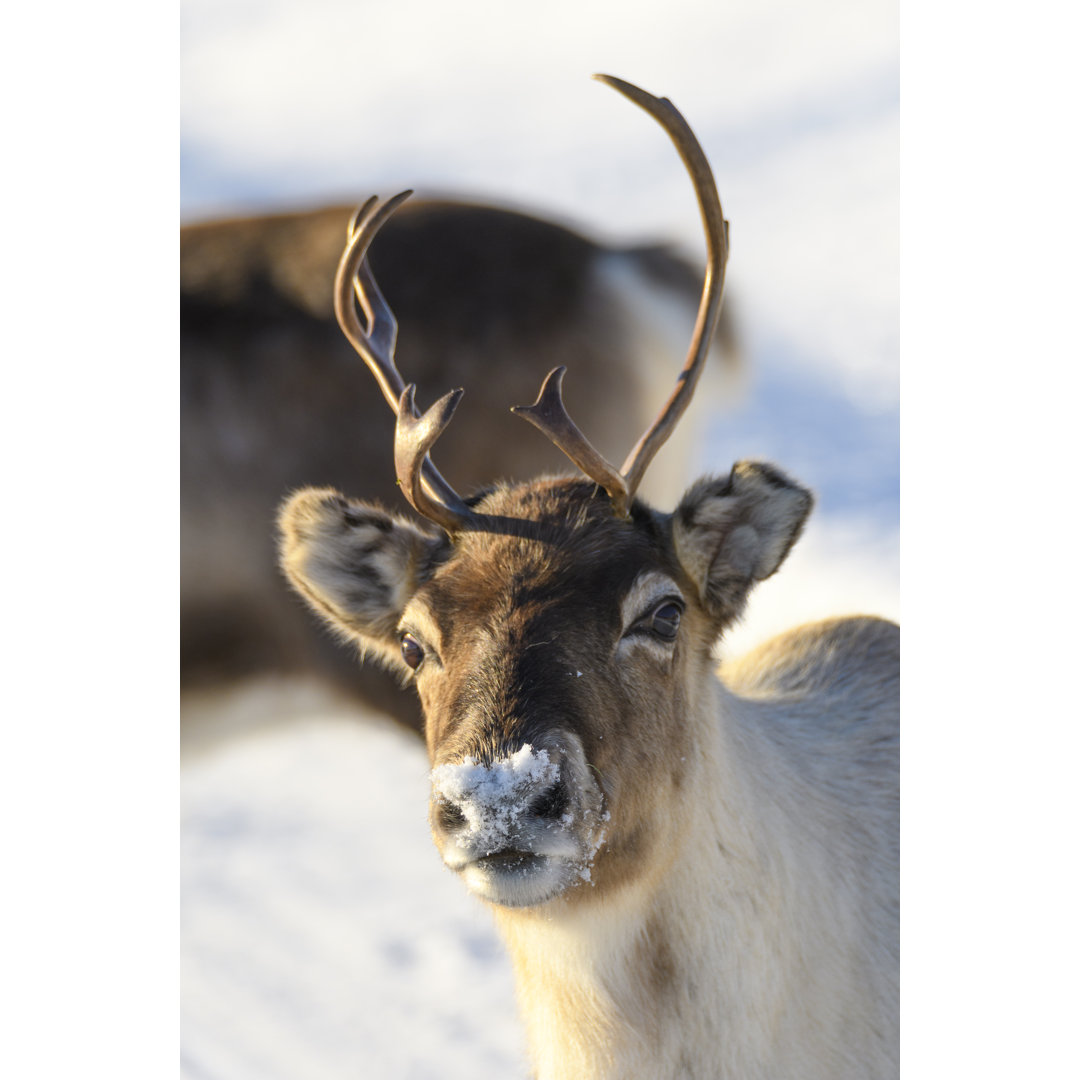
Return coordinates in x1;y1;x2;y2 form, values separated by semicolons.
181;198;740;733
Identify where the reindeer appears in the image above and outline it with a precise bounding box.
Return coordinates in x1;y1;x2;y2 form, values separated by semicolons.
277;75;898;1080
182;171;740;734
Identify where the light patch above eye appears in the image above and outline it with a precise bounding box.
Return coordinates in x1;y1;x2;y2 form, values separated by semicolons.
398;599;445;670
618;571;684;637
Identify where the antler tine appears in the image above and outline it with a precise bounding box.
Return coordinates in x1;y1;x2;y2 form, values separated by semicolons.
511;368;630;516
346;202;400;371
509;77;728;519
333;191;412;411
333;192;473;531
394;386;475;533
595;75;730;496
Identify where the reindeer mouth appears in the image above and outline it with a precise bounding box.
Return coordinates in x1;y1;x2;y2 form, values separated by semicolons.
476;849;543;872
460;849;570;908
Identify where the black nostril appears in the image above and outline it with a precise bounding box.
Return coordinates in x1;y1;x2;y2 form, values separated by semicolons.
529;780;569;821
437;801;467;832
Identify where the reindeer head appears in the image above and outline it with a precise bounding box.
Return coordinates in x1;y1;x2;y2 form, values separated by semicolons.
278;77;812;909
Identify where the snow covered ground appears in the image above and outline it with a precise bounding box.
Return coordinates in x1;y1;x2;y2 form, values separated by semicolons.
182;689;532;1079
180;2;897;1076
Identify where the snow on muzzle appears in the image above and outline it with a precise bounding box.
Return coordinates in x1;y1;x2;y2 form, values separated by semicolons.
429;741;608;907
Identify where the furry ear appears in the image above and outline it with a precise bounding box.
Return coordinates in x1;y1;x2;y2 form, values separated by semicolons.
277;487;449;669
672;461;813;627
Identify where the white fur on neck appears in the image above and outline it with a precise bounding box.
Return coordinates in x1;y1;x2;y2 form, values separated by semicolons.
492;676;897;1080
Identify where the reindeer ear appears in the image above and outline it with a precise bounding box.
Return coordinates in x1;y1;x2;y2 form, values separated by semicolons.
672;462;813;626
277;487;449;669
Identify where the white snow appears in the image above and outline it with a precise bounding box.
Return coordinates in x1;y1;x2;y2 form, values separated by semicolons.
181;693;531;1079
180;1;898;1076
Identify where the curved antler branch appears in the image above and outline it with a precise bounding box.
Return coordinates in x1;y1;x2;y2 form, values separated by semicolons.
510;75;729;516
598;75;729;494
395;387;474;534
333;192;410;411
333;191;472;531
511;368;630;516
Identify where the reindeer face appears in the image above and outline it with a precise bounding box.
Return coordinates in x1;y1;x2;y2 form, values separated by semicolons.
399;481;709;908
279;464;812;909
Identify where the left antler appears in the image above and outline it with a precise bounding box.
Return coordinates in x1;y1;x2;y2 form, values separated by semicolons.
512;74;729;518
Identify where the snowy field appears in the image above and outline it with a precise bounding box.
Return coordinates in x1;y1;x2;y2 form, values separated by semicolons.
180;2;898;1077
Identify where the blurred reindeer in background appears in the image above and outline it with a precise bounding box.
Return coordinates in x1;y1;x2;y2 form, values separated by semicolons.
182;195;741;734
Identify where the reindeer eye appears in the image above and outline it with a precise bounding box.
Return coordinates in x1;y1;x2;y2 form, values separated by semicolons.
400;633;425;670
649;601;682;641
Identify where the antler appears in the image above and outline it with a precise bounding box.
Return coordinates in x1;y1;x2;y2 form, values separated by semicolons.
333;192;475;533
334;75;727;533
512;74;729;518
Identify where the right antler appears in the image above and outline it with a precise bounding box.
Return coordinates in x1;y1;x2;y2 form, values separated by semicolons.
333;75;728;532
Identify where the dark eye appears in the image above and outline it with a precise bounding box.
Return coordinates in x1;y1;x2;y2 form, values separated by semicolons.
649;601;682;641
400;633;425;670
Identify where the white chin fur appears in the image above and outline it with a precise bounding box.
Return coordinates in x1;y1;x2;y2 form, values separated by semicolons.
460;855;573;908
